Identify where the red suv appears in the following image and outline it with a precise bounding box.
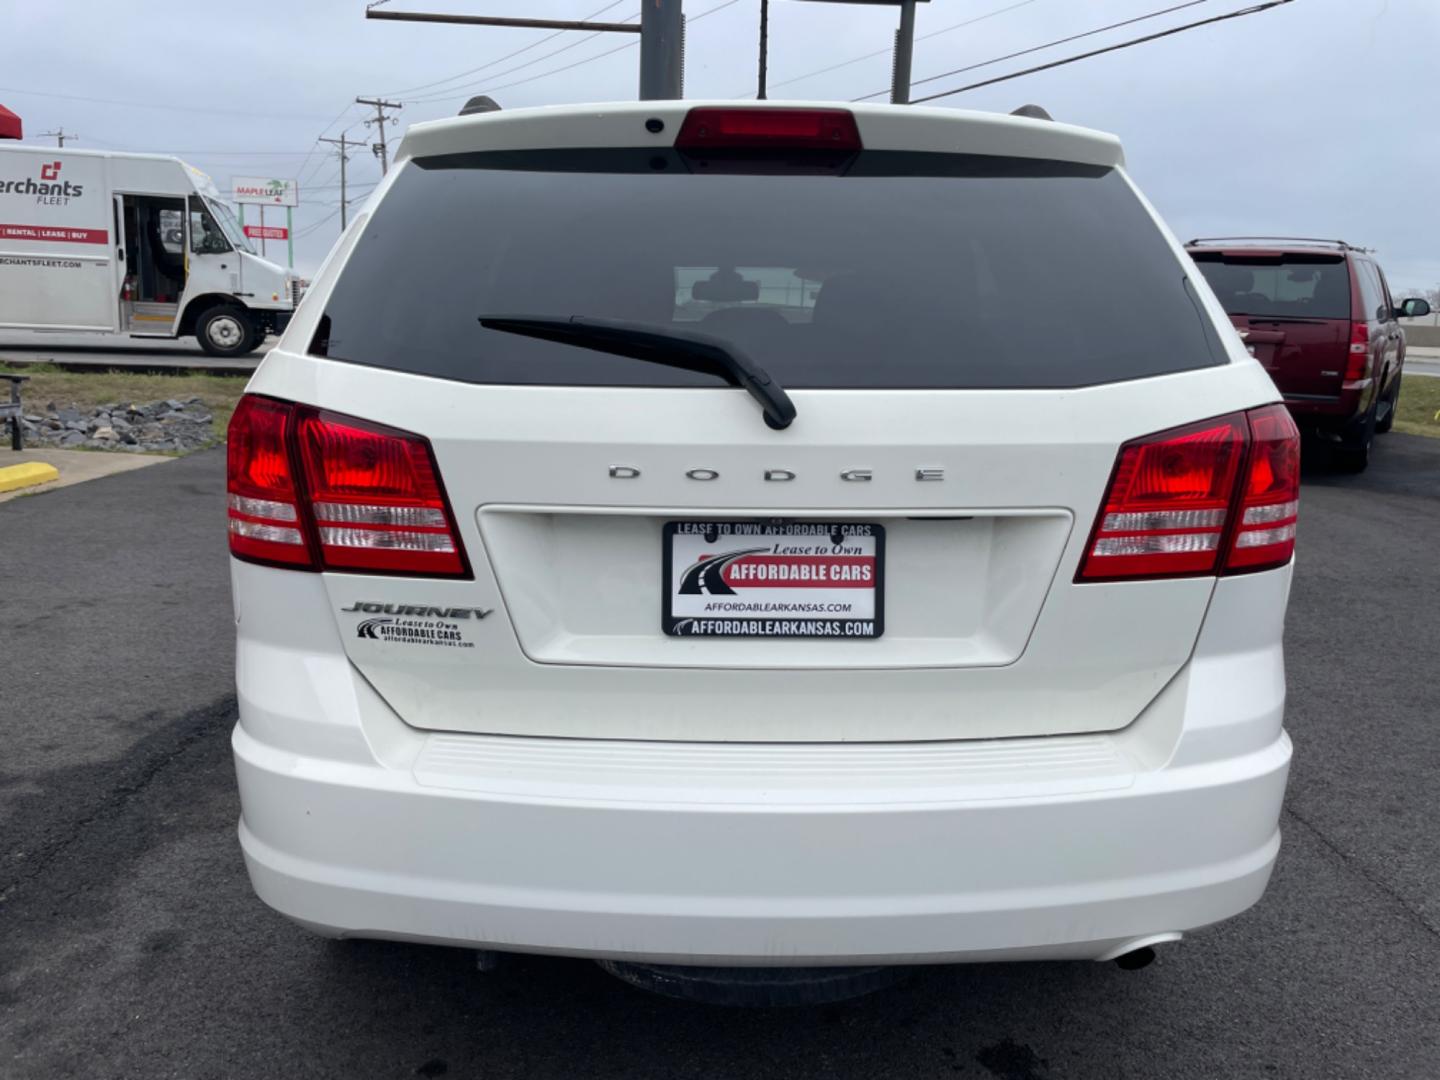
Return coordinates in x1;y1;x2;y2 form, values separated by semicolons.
1187;238;1431;470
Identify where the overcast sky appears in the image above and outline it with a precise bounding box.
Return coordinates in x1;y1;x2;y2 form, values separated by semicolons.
4;0;1435;287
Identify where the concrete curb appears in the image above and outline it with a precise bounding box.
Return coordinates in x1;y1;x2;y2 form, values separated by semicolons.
0;461;60;493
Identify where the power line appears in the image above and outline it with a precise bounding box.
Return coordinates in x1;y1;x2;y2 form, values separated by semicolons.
909;0;1295;105
854;0;1210;102
0;85;334;122
404;0;740;105
295;103;368;190
294;207;344;239
37;128;77;147
377;0;628;98
744;0;1040;98
400;13;642;104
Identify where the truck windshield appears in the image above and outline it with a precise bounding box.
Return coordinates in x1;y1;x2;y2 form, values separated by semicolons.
206;198;256;255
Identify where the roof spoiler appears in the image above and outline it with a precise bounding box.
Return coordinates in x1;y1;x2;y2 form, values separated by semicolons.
1187;236;1370;253
1010;104;1052;121
459;96;501;117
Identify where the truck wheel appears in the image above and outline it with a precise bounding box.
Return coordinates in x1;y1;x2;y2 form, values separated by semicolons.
197;305;258;358
1334;401;1376;473
1375;373;1400;434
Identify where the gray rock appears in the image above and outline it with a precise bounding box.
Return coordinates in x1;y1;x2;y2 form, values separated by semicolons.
164;398;184;410
23;414;42;423
93;426;116;441
59;430;86;447
57;407;84;424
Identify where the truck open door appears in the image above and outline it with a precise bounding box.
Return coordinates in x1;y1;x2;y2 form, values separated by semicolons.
116;192;186;335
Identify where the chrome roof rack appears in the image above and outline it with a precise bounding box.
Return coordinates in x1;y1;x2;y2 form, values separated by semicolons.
1186;236;1372;253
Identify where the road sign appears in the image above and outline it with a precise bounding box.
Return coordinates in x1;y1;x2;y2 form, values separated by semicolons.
232;176;299;207
243;224;289;240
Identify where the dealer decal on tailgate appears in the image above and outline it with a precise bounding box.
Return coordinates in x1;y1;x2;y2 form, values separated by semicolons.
663;522;885;639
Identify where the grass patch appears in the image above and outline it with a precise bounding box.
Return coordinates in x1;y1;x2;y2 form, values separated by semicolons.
1393;374;1440;439
0;362;248;443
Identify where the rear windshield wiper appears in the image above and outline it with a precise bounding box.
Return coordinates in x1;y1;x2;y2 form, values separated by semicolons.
477;314;797;431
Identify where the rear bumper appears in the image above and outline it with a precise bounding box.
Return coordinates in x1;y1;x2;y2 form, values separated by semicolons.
232;562;1295;966
1283;387;1366;425
236;726;1288;965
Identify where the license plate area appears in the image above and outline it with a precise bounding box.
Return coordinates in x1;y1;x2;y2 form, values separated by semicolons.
663;520;885;639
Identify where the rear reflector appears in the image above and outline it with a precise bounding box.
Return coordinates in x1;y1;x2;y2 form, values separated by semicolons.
676;107;862;152
1076;405;1299;582
226;395;469;578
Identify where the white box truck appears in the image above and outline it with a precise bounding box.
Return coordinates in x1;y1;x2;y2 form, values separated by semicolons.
0;144;296;356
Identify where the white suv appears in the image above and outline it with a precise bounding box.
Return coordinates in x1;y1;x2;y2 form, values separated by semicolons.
228;102;1297;987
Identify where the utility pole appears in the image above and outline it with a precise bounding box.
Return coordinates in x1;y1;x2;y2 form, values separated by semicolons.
356;97;401;175
757;0;770;100
318;133;356;231
890;0;917;105
39;128;75;148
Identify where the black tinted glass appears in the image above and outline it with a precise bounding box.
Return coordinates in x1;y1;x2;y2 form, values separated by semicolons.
1192;253;1352;320
317;149;1222;389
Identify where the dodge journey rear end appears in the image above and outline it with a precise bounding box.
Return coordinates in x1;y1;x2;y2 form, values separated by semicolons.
229;102;1296;975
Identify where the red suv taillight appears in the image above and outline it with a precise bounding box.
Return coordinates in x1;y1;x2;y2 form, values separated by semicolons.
1344;320;1369;381
226;394;469;578
1076;404;1299;582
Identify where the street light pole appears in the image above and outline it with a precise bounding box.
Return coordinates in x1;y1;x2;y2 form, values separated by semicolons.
757;0;770;100
639;0;684;100
363;6;679;101
890;0;917;104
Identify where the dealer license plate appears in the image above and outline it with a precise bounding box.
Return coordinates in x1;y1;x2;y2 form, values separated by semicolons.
663;521;885;639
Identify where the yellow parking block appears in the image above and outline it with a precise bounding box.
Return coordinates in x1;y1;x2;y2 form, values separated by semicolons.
0;461;61;493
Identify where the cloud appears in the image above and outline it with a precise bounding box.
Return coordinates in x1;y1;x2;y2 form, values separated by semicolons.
3;0;1432;286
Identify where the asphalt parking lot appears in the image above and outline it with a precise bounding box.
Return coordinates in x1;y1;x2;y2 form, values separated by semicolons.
2;436;1438;1080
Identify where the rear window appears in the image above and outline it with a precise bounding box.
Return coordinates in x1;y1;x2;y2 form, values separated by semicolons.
316;149;1222;389
1191;252;1351;320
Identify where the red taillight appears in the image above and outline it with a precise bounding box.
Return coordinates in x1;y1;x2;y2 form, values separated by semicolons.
1225;404;1300;573
1344;321;1369;381
675;107;862;152
226;395;312;568
226;395;469;578
1076;406;1300;582
295;409;468;577
1077;415;1246;581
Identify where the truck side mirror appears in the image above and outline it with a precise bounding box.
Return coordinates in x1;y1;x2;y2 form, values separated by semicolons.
1398;298;1431;318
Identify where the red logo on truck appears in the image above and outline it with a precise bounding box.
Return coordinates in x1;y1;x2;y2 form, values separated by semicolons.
40;161;60;181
